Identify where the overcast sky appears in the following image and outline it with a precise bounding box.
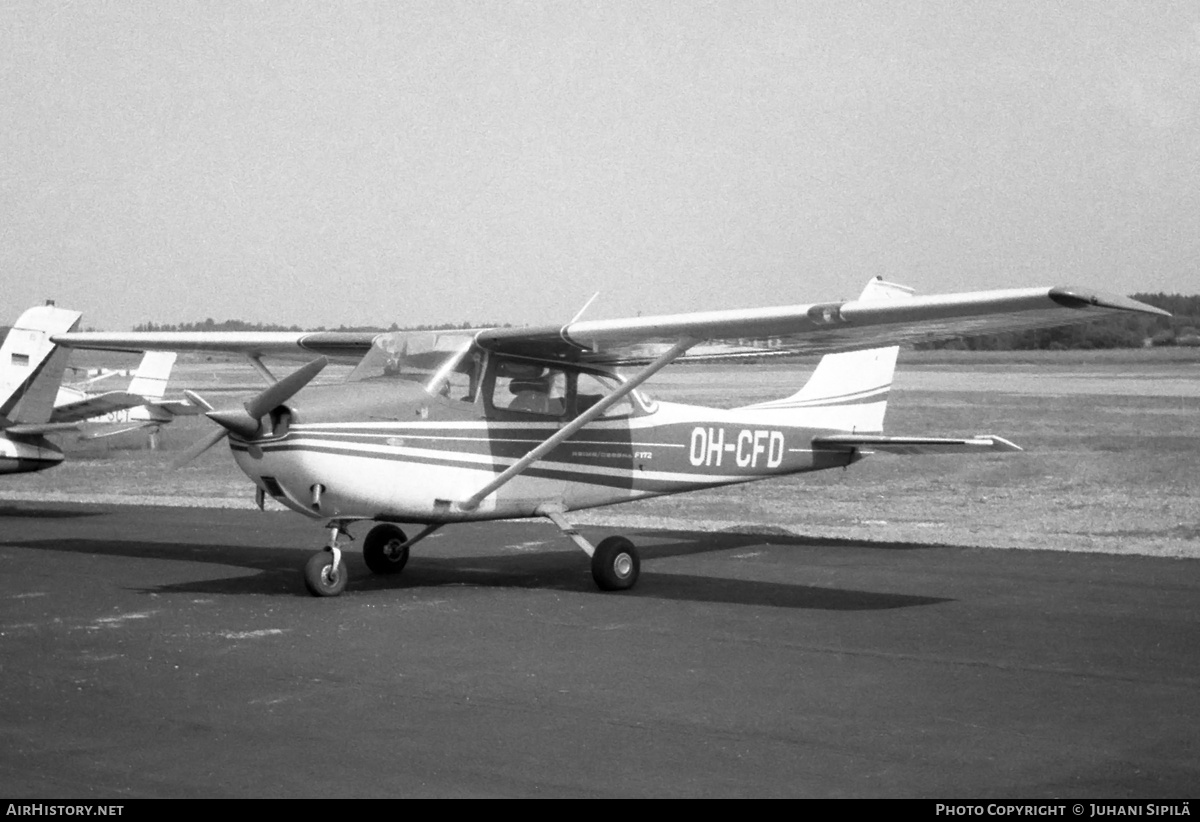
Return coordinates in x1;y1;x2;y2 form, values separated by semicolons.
2;1;1197;330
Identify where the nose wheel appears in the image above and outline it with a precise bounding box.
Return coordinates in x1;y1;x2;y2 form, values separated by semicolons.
303;520;353;597
303;520;444;596
304;550;348;597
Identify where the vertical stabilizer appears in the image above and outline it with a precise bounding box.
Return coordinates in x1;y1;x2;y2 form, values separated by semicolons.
739;278;913;432
0;304;83;423
126;351;177;401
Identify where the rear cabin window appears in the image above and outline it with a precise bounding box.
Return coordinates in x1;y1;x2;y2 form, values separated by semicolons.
576;372;633;418
490;361;568;417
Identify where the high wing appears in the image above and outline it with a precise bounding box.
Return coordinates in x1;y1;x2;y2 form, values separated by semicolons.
477;282;1168;365
50;331;382;362
52;282;1167;367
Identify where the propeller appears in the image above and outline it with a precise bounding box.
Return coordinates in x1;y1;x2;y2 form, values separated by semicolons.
172;357;328;469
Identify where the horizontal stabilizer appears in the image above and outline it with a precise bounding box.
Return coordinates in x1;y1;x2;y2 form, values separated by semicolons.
812;434;1022;455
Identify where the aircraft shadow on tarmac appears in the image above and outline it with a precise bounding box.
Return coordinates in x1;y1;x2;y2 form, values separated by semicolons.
0;504;107;520
628;525;944;555
2;525;956;610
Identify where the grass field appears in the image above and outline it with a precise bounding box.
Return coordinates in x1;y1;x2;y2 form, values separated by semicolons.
4;349;1198;558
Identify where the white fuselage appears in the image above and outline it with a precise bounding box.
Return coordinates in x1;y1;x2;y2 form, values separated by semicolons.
228;398;855;523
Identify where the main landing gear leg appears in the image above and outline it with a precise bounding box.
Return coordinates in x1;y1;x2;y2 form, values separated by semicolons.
304;519;355;597
538;505;640;592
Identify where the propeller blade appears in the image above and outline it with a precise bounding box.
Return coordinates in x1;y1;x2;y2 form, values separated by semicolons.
171;427;228;470
244;357;327;421
171;357;327;470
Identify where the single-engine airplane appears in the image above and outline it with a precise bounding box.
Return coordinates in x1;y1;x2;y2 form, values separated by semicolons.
54;279;1167;596
52;350;199;442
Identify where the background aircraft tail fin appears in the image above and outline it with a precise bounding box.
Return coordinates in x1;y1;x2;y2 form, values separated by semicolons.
738;278;912;432
126;351;177;401
0;303;83;424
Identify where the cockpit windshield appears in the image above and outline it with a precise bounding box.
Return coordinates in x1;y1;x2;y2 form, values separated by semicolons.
348;331;479;399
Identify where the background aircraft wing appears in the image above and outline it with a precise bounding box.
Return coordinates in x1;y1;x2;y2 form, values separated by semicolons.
475;282;1169;365
48;391;146;423
76;422;161;440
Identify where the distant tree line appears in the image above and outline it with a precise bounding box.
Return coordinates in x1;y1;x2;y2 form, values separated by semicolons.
913;293;1200;350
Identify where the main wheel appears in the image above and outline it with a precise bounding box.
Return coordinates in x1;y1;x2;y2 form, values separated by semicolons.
362;524;410;575
591;536;640;591
304;550;348;597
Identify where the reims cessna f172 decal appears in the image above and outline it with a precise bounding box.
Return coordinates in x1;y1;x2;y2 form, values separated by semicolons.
54;279;1167;596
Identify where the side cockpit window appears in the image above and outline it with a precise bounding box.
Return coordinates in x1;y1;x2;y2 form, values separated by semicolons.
348;332;480;403
484;357;647;420
490;360;568;417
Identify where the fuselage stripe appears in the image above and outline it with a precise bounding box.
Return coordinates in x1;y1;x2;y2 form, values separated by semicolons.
743;385;890;410
231;441;757;491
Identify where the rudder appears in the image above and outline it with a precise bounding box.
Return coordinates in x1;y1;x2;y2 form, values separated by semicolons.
126;351;177;401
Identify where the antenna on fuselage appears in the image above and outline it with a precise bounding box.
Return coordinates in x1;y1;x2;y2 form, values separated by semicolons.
568;292;601;325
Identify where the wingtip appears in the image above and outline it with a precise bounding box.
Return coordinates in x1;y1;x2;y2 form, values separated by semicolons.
987;436;1023;452
1049;287;1171;317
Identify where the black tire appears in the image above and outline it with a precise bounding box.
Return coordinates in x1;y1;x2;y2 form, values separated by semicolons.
362;524;410;575
304;551;348;597
591;536;640;591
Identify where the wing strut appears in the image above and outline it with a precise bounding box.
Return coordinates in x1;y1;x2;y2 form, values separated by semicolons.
246;355;278;386
457;337;699;512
